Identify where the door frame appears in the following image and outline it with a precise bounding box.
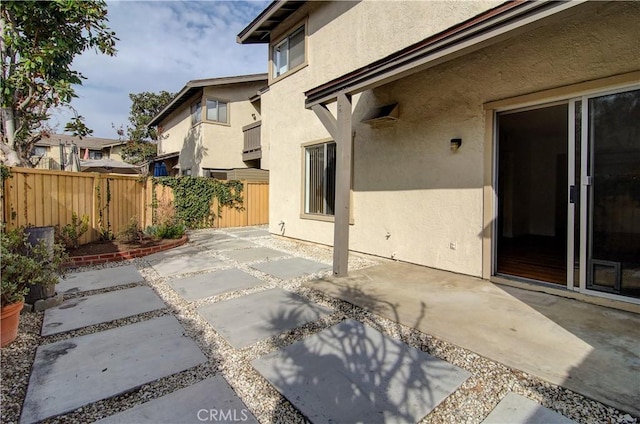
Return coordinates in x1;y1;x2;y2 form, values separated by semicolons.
482;72;640;305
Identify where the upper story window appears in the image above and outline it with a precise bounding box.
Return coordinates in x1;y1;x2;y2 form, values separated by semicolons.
206;99;228;124
191;100;202;125
32;146;47;157
272;25;305;79
88;150;102;160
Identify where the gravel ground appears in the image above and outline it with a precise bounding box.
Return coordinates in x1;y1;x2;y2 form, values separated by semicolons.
1;228;637;424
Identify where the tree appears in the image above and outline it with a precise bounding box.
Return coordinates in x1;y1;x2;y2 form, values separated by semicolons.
119;91;174;165
0;0;117;166
127;91;174;142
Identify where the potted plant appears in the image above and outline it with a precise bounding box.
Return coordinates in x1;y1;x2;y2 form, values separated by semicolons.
1;227;67;347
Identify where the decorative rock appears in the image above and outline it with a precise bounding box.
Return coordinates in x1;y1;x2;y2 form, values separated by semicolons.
32;293;64;312
21;303;33;314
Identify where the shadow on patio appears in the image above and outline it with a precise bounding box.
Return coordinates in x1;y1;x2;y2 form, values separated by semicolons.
303;261;640;418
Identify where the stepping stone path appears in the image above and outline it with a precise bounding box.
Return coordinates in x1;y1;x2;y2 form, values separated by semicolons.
95;376;258;424
21;227;580;423
42;286;165;335
251;257;332;280
253;319;470;423
168;269;264;301
482;392;577;424
198;288;332;348
21;316;206;424
222;246;287;263
57;265;143;293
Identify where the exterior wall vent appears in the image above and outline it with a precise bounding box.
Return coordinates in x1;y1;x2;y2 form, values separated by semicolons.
361;103;399;125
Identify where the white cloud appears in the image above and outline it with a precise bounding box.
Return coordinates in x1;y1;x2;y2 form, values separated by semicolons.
55;0;269;138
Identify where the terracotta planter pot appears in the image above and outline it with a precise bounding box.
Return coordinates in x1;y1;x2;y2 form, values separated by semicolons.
1;302;24;348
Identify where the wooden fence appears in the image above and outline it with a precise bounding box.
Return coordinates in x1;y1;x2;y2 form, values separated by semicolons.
2;167;269;245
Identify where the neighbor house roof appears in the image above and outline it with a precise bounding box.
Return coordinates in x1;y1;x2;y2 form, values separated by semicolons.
36;134;125;149
237;1;307;44
148;73;268;127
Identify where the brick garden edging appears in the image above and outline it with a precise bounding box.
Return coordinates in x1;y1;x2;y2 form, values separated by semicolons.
65;235;188;267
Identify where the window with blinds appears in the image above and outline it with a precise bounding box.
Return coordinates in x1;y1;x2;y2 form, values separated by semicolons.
305;142;336;215
206;99;228;123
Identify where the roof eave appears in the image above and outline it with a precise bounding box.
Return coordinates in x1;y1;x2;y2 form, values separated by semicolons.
237;1;306;44
148;73;268;127
305;0;588;108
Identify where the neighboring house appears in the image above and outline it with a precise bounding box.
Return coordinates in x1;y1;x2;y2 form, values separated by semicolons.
148;74;269;181
31;134;126;171
238;1;640;303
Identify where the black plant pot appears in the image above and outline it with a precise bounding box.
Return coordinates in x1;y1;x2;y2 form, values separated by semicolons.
24;226;57;304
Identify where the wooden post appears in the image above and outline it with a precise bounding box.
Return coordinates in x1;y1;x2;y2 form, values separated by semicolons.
333;92;352;277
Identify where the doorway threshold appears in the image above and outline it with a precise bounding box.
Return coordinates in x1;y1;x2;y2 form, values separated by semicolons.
491;275;640;314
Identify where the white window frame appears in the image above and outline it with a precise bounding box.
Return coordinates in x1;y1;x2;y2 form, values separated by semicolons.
205;98;229;124
272;24;306;80
88;150;103;160
32;146;47;157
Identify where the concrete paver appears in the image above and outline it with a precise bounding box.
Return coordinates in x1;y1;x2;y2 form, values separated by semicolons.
198;288;332;348
482;392;576;423
253;319;470;424
20;315;207;424
42;286;166;335
145;246;201;265
233;229;270;238
307;262;640;417
95;376;258;424
168;269;265;301
57;265;143;294
222;247;287;263
187;232;233;243
204;239;258;251
251;257;331;280
152;254;224;277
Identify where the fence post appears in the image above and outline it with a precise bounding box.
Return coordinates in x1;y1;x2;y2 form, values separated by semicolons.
92;173;101;241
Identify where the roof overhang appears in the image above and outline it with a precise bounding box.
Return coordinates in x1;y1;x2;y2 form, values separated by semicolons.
237;1;306;44
151;151;179;162
149;73;268;127
305;0;589;108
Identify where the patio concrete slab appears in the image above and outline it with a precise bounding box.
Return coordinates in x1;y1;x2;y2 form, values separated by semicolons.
232;229;270;238
20;315;206;424
145;245;201;265
95;376;258;424
42;286;166;336
223;247;287;263
152;254;224;278
57;265;143;294
198;288;331;348
251;257;331;280
482;392;576;424
253;319;470;424
168;269;265;301
307;262;640;417
205;239;258;251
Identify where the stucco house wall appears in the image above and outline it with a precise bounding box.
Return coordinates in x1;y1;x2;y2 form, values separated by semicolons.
155;79;266;176
263;1;640;277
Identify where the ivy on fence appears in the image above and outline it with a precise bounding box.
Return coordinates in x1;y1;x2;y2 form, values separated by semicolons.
152;177;244;229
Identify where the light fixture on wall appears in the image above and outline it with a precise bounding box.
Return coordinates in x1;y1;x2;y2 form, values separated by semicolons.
450;138;462;152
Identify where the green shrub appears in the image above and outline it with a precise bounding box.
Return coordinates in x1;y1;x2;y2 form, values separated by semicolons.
55;212;90;250
116;217;143;244
1;227;68;306
145;222;185;239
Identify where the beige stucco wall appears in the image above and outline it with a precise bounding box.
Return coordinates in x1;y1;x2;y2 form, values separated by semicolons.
264;1;640;277
157;80;265;176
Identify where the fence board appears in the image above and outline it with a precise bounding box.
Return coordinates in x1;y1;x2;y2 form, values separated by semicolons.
3;168;269;245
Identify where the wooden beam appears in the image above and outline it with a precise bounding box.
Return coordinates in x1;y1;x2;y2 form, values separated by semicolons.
333;92;352;277
311;104;338;140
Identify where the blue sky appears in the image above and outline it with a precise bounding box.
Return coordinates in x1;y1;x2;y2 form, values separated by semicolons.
51;1;269;139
